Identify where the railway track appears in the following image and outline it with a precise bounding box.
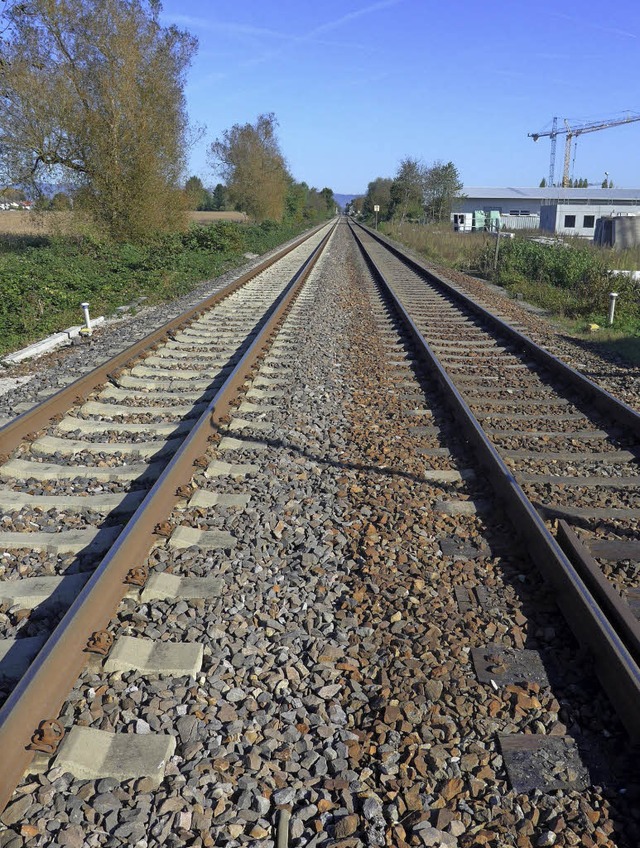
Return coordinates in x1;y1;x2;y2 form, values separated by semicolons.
350;219;640;743
0;218;637;846
0;220;335;811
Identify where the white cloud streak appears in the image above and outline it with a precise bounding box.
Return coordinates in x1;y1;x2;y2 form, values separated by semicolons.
549;11;637;39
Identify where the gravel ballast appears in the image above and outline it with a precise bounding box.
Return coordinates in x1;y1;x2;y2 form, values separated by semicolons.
1;223;638;847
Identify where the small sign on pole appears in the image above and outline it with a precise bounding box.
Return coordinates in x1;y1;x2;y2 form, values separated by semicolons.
374;205;380;230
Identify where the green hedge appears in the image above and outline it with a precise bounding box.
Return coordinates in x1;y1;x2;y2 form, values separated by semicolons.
480;237;640;324
0;219;325;355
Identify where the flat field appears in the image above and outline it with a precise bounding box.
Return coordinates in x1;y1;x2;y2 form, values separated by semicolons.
0;209;247;235
0;211;75;235
189;211;248;224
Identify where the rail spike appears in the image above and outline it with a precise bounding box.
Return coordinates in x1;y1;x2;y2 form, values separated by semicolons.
85;630;114;656
27;719;65;755
124;565;149;587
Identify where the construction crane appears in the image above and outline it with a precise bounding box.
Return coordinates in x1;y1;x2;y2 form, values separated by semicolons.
528;113;640;187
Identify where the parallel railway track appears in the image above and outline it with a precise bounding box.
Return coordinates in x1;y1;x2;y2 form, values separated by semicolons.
0;221;335;811
0;218;638;845
350;219;640;742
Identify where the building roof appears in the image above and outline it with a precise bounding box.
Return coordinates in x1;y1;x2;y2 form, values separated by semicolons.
462;186;640;202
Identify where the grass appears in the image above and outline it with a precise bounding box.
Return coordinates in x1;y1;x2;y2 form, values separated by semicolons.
0;217;328;357
0;209;248;236
377;218;640;365
381;221;491;270
567;321;640;364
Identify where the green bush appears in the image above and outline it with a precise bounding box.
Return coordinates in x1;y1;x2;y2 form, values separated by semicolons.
482;238;608;291
180;222;244;253
478;237;639;323
0;219;318;355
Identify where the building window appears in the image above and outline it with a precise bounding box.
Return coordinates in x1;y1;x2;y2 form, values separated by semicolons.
520;210;530;215
583;215;595;228
509;210;520;216
564;215;576;228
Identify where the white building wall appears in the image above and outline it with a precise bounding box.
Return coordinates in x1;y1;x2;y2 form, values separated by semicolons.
454;197;543;216
541;203;640;237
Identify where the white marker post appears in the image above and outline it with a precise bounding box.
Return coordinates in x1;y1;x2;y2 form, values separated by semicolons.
374;205;380;230
80;302;93;335
608;292;619;326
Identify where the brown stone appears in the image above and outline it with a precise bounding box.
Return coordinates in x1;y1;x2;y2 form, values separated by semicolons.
413;754;428;777
335;814;359;838
435;808;455;830
404;787;423;811
384;705;402;724
250;825;269;838
218;703;238;722
20;825;41;839
1;793;33;826
440;777;464;801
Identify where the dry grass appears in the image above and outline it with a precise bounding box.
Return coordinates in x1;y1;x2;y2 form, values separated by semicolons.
0;209;248;236
189;210;248;224
0;211;77;235
382;221;490;270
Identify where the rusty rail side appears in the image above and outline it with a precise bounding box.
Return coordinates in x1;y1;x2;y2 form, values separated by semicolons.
351;223;640;742
557;521;640;664
0;222;329;458
0;223;335;813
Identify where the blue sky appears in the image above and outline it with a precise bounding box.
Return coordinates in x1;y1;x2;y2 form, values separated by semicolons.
161;0;640;194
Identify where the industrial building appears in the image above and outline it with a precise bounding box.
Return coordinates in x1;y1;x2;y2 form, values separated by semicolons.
452;187;640;237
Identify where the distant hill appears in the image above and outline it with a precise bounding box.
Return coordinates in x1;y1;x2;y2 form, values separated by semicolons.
333;193;361;211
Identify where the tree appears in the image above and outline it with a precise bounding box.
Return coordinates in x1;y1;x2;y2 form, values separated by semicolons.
0;0;197;241
346;196;364;216
319;187;335;214
211;183;227;211
209;113;290;222
539;178;547;188
389;157;425;223
0;186;25;202
285;179;309;223
184;175;207;210
284;180;334;224
51;191;72;209
363;177;393;220
424;161;463;223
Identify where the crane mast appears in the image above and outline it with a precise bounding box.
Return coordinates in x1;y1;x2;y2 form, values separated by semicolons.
529;113;640;187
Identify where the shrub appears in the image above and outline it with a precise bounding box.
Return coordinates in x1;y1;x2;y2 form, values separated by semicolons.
0;218;317;355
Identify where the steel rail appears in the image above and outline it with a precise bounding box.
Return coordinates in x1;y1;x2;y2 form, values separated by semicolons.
350;222;640;742
351;221;640;436
0;222;329;458
0;222;336;813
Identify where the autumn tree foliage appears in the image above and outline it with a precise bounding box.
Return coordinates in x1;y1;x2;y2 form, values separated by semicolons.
209;113;291;223
0;0;197;241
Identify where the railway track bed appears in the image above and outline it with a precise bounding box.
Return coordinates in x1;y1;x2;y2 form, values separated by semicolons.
0;221;639;847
